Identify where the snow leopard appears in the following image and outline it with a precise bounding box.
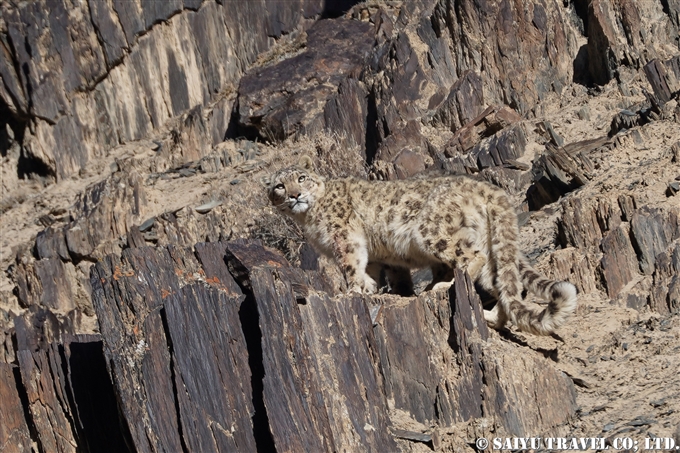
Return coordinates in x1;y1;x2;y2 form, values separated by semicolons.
264;156;577;335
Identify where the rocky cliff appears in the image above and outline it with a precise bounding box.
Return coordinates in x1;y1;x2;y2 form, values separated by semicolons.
1;0;680;451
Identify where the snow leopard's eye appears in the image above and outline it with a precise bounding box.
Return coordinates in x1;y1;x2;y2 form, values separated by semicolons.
298;175;306;183
274;183;284;191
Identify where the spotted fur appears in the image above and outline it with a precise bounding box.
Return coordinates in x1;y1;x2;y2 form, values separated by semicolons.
265;156;577;335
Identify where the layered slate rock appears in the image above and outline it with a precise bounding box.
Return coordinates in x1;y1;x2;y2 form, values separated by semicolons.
0;363;33;452
588;0;680;85
556;189;680;305
91;244;255;453
1;240;580;451
13;168;148;316
651;241;680;314
237;18;376;145
374;269;576;433
0;0;323;179
12;309;132;453
220;240;397;452
87;241;400;452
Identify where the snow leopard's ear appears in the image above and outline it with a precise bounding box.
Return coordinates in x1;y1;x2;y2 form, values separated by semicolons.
260;174;272;188
298;155;314;171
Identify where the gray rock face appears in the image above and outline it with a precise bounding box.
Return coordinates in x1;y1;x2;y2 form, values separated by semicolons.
586;0;675;85
3;0;680;450
0;0;323;179
237;18;375;143
2;0;675;181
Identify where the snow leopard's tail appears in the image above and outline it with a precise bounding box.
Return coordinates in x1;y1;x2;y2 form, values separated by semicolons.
517;255;578;332
487;200;578;335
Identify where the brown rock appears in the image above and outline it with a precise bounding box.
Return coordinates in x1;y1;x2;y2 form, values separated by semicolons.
393;149;427;180
237;18;375;144
432;71;485;132
547;247;599;295
0;0;324;179
644;59;677;105
64;169;147;261
83;240;579;451
12;309;131;452
429;0;577;114
33;258;75;311
617;194;637;222
91;246;255;452
35;226;71;261
472;123;527;170
374;120;430;164
299;292;398;450
630;206;680;275
600;224;640;298
528;138;606;211
374;269;576;431
559;198;607;249
0;363;33;452
587;0;643;85
373;120;433;179
444;105;523;157
651;242;680;314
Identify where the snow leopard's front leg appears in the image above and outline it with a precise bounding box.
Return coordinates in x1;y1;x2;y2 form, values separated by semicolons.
332;230;377;294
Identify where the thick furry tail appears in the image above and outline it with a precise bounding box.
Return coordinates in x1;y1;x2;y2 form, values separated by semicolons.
486;201;577;335
517;255;578;332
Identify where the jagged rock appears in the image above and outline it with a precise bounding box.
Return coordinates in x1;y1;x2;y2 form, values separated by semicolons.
668;181;680;196
538;121;566;147
91;245;253;453
14;257;77;311
35;226;70;262
547;247;599;295
374;120;430;164
443;106;523;159
471;123;527;170
618;194;638;221
299;292;398;450
431;70;485;132
629;206;680;275
644;59;678;104
372;120;434;179
237;18;375;145
374;268;576;431
0;0;323;179
479;166;532;195
174;106;213;163
585;0;672;86
88;0;128;68
83;241;583;450
651;241;680;314
12;308;130;453
89;241;391;451
423;0;579;116
0;363;33;452
587;0;637;85
393;149;428;179
4;0;680;449
559;197;610;249
527;137;605;210
9;167;151;314
235;0;583;172
600;224;640;298
66;169;147;261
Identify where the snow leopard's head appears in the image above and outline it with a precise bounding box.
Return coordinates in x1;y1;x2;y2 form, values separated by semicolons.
263;156;325;217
